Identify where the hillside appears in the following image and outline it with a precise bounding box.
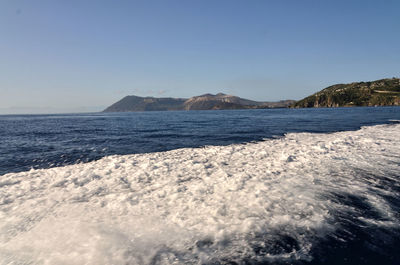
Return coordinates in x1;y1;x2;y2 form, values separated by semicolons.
292;78;400;108
103;93;295;112
103;96;186;112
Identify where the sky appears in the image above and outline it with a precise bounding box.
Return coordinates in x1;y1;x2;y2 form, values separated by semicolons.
0;0;399;113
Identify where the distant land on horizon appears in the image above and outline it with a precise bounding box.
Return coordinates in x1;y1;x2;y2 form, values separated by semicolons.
3;78;398;115
0;106;106;115
103;93;295;112
103;77;400;112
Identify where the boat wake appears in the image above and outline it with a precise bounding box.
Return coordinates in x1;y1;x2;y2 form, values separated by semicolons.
1;124;399;264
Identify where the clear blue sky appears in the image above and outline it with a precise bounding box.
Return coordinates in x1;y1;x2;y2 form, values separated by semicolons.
0;0;399;113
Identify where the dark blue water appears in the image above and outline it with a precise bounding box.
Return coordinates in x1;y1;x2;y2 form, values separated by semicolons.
1;107;399;176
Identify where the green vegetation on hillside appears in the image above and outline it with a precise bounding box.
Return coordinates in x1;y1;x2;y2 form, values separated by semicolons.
292;78;400;108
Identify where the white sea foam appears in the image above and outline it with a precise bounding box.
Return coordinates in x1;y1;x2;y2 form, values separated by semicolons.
0;124;399;264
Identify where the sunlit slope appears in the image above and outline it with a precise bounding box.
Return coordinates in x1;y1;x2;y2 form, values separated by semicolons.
292;78;400;108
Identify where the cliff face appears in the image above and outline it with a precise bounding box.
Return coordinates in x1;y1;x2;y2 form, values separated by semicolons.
103;93;294;112
183;93;265;110
292;78;400;108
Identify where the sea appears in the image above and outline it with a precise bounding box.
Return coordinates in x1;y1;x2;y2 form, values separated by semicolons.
0;107;399;265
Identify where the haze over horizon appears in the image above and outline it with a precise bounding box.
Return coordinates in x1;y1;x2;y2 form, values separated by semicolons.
1;0;399;114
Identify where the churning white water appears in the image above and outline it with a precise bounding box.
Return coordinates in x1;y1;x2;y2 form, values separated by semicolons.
0;124;399;264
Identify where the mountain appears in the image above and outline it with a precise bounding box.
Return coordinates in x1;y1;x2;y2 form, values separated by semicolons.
103;93;295;112
292;78;400;108
103;95;186;112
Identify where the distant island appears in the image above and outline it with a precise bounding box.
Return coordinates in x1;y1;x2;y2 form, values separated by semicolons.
103;78;400;112
103;93;295;112
292;77;400;108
